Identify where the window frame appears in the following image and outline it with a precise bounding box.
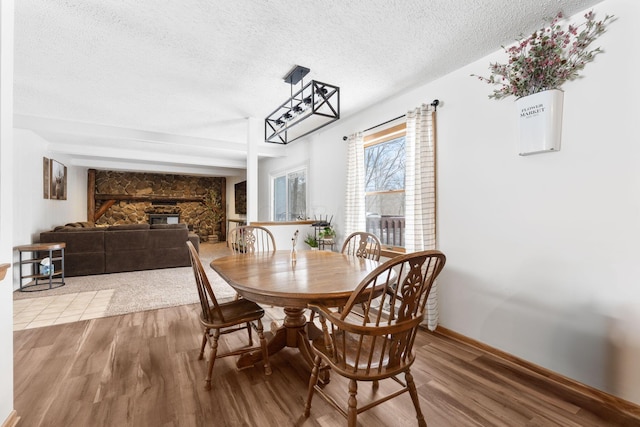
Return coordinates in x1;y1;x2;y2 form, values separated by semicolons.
364;122;407;253
270;164;308;222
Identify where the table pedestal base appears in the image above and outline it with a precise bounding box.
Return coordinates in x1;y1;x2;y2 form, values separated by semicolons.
236;307;330;383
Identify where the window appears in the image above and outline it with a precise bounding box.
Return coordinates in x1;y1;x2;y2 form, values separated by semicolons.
272;166;307;221
364;123;406;249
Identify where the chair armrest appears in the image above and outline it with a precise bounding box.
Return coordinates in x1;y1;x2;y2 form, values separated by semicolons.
308;303;423;336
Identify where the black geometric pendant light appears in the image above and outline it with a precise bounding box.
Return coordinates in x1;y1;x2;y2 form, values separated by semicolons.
265;65;340;144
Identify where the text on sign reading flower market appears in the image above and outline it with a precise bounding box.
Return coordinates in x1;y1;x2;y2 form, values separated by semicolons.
520;104;545;118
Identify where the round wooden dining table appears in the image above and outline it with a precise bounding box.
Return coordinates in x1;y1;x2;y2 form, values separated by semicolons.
210;249;380;374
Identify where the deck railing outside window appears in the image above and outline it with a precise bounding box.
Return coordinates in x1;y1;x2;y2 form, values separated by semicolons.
366;215;405;248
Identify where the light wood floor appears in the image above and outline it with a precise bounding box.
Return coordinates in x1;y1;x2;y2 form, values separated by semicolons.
13;303;640;427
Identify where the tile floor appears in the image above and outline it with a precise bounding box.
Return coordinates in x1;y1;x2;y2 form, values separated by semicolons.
13;289;115;331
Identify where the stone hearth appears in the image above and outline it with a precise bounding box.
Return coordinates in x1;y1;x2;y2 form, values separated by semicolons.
93;171;225;240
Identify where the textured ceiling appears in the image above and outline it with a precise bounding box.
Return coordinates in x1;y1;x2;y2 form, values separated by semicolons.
14;0;603;175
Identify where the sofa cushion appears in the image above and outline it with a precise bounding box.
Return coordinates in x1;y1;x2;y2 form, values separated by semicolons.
40;229;105;252
63;253;106;277
108;223;150;231
147;228;188;248
150;223;188;230
54;226;101;232
104;229;151;273
104;229;149;250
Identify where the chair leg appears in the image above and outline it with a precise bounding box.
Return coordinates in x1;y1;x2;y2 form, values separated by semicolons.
347;379;358;427
406;370;427;427
205;328;221;390
256;318;271;375
246;321;253;345
198;328;208;360
319;315;334;356
304;355;322;418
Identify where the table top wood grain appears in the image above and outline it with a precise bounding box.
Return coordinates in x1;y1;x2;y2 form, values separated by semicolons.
210;250;379;308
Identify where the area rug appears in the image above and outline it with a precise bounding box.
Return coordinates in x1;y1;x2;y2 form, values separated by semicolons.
13;242;236;316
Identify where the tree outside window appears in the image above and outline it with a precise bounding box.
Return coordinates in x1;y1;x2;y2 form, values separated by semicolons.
364;124;406;249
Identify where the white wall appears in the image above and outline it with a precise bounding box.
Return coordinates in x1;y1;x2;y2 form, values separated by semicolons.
260;0;640;403
260;223;317;251
436;0;639;402
258;136;312;222
0;0;14;422
12;129;88;290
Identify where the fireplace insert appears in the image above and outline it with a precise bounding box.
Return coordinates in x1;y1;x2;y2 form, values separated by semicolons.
148;213;180;225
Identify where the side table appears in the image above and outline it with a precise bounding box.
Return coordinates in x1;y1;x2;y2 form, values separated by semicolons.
318;238;335;251
16;242;66;292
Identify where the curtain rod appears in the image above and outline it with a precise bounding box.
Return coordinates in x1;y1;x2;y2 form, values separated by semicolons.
363;114;405;133
343;99;440;141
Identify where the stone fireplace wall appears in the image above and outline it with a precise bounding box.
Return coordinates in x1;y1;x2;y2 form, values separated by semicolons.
94;171;225;240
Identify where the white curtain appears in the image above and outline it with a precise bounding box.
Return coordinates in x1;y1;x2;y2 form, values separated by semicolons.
405;103;438;330
344;132;365;236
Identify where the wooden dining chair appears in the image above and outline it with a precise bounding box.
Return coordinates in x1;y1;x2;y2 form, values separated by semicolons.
228;225;276;254
341;231;382;261
227;225;276;302
308;231;382;324
303;250;446;427
337;231;383;321
186;241;271;390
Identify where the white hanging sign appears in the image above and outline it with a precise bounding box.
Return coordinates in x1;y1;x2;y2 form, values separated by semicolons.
515;89;564;156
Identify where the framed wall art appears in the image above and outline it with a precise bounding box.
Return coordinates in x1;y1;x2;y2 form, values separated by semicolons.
43;157;50;199
50;159;67;200
235;180;246;214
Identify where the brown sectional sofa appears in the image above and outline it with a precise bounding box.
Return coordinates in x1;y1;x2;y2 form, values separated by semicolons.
39;222;200;277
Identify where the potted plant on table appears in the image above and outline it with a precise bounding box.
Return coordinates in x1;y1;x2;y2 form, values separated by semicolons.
472;10;612;155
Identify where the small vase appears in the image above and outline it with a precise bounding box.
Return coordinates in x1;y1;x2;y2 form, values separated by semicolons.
515;89;564;156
